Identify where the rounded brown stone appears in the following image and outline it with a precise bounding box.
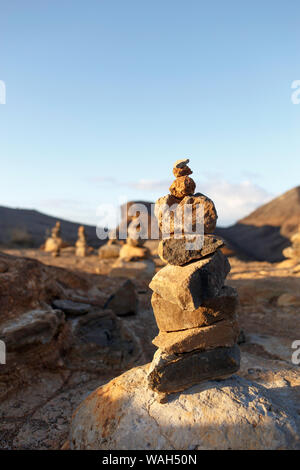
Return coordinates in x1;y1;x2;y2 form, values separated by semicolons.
169;176;196;199
173;165;193;177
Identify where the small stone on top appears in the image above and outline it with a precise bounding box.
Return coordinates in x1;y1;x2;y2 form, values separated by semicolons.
173;158;193;177
173;158;190;169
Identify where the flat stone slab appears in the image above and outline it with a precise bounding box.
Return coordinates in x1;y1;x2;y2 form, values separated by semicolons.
52;299;91;315
69;363;300;450
158;234;224;266
151;286;238;331
153;318;239;354
149;250;231;310
148;345;241;394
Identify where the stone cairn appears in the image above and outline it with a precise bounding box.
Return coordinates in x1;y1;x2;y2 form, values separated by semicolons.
283;225;300;262
109;215;156;279
44;221;63;257
75;225;88;257
147;159;240;401
119;220;150;261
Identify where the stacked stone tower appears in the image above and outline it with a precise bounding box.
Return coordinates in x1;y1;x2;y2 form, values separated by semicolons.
75;225;88;257
147;159;240;399
44;221;63;257
118;220;150;260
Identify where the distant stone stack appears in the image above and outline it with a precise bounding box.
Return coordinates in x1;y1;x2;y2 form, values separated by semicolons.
283;225;300;261
147;159;240;399
44;221;63;257
75;226;88;257
98;239;122;260
109;219;156;280
119;220;150;261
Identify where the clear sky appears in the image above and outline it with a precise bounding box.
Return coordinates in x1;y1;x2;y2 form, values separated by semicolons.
1;0;300;227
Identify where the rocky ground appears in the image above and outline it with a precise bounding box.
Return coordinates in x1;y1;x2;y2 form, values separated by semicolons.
0;247;300;449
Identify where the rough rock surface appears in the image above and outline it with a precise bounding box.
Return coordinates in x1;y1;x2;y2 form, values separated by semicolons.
70;363;300;450
158;234;224;266
277;293;300;307
0;309;65;348
151;286;238;332
0;252;140;405
1;248;300;450
173;158;190;169
0;252;138;322
155;192;217;236
173;165;192;177
172;159;192;177
109;259;155;280
105;279;138;316
150;250;231;310
152;318;239;354
169;176;196;199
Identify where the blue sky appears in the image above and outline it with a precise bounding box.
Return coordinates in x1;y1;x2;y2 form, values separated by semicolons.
0;0;300;227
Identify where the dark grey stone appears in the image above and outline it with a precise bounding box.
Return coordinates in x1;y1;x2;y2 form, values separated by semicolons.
52;299;91;315
147;345;240;394
159;234;224;266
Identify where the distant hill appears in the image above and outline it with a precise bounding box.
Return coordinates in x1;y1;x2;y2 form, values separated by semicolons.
216;186;300;262
2;186;300;261
0;206;101;248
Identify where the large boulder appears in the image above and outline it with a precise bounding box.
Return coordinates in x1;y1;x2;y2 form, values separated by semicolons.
70;364;300;450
